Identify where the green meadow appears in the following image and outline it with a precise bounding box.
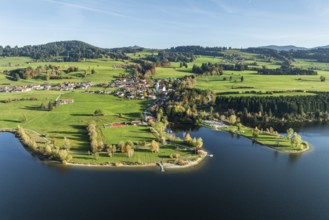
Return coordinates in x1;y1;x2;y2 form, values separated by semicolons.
0;57;131;85
1;50;329;164
0;90;150;151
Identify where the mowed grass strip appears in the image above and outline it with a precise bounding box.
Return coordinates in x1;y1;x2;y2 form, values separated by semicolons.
101;125;155;145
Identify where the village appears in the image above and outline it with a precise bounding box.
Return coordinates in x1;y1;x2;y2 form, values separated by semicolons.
0;81;93;93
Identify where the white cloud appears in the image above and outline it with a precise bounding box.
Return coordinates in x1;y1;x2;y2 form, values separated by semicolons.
41;0;126;17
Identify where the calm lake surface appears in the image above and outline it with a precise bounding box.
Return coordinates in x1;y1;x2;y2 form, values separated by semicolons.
1;126;329;220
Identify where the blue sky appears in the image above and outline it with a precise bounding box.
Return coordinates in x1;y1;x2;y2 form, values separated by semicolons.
0;0;328;48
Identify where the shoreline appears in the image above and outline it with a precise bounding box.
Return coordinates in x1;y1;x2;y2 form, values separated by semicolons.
1;129;208;170
65;151;208;170
214;126;311;154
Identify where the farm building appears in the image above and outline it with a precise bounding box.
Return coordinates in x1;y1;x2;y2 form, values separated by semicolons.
131;121;142;126
59;99;74;105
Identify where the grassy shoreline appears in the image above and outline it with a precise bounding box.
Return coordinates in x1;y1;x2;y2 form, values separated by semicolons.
0;128;207;169
221;125;310;153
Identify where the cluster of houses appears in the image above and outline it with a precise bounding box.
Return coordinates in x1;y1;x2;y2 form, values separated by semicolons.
109;76;173;100
0;81;93;93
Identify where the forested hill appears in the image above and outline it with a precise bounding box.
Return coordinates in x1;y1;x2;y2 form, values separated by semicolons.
0;41;114;62
244;47;329;63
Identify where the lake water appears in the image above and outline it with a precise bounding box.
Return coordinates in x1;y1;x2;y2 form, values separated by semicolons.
1;126;329;220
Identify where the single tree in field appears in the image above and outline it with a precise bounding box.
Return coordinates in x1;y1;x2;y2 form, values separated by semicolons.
126;145;134;158
63;137;71;150
93;109;104;116
240;76;244;82
150;140;159;153
320;76;326;82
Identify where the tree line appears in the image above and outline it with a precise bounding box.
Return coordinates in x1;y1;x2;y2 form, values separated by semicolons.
7;65;84;81
16;125;72;163
192;62;249;75
146;51;196;64
244;47;329;63
216;93;329;124
168;46;228;57
0;40;116;62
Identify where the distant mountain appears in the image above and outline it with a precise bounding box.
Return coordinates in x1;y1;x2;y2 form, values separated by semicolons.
314;45;329;49
259;45;308;51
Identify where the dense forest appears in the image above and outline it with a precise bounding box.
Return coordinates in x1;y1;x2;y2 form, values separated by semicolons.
192;62;249;75
146;51;196;64
258;67;317;75
0;41;110;62
216;94;329;124
245;47;329;63
167;46;227;57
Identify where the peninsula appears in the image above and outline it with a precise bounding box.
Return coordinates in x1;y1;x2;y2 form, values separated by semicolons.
2;41;327;168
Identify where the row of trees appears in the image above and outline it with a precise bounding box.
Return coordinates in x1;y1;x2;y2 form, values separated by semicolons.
146;51;196;63
16;125;72;163
2;97;38;103
7;65;87;81
168;46;228;57
258;66;317;75
184;133;203;148
87;121;104;153
192;62;249;75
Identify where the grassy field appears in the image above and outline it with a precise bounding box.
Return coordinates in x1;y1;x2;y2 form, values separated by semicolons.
195;70;329;93
72;144;198;164
154;66;192;79
0;57;131;85
1;53;327;164
222;125;309;153
0;90;150;151
101;125;155;144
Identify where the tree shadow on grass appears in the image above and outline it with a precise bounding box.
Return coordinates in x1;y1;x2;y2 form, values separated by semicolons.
21;106;45;111
5;75;16;81
1;119;21;123
120;112;142;121
71;113;92;117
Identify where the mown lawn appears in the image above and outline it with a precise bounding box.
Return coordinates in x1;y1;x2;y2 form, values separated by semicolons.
101;125;156;145
72;144;198;164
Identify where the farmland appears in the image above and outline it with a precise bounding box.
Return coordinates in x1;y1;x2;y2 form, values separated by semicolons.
1;45;329;165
